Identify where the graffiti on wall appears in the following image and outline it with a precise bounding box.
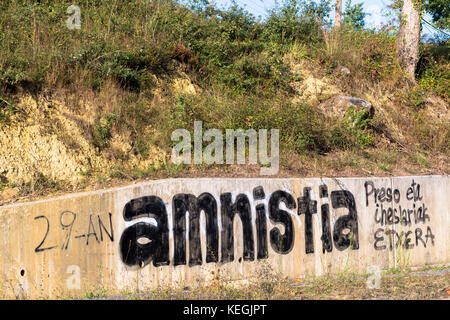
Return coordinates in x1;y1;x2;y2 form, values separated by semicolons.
365;180;435;251
118;184;359;268
34;211;114;253
32;179;436;269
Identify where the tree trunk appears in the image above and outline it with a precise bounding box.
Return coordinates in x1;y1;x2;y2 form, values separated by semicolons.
335;0;342;29
397;0;421;83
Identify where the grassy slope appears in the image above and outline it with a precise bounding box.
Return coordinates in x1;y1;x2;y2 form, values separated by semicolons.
0;0;449;203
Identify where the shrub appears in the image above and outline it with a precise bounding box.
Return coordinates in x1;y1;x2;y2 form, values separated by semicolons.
262;0;329;47
417;40;450;103
0;96;17;124
318;27;405;92
92;113;117;150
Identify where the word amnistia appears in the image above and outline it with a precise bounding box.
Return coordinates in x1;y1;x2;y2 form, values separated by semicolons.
119;185;359;268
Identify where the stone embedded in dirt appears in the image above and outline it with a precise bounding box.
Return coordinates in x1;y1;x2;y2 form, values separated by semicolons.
317;95;374;119
340;67;351;74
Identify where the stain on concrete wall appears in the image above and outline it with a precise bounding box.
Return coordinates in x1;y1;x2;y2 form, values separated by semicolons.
0;176;448;298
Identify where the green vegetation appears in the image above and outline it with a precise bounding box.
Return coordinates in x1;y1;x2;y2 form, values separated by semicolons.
417;40;450;101
0;96;18;124
342;0;366;30
93;113;117;150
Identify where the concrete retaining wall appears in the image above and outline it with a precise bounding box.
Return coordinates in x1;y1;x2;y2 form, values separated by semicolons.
0;176;448;298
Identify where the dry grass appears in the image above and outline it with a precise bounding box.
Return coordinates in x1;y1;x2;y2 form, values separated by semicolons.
70;265;450;300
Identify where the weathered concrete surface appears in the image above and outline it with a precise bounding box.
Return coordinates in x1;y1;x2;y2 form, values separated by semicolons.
0;176;448;299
